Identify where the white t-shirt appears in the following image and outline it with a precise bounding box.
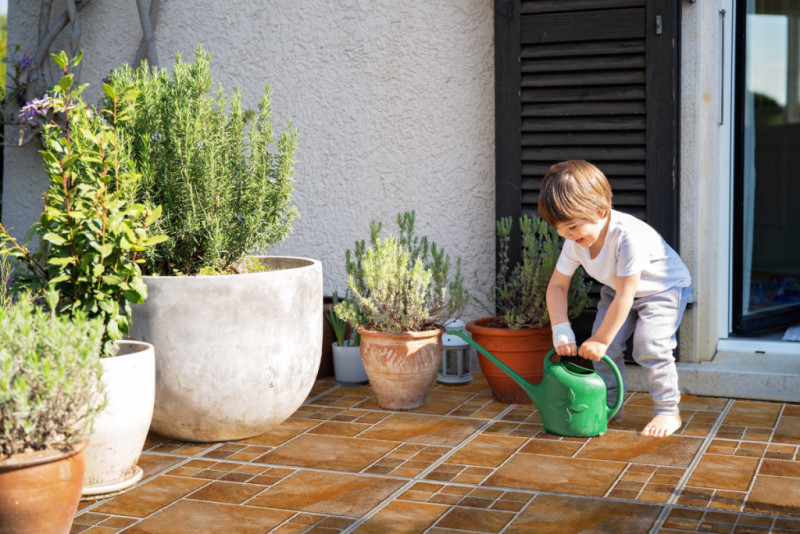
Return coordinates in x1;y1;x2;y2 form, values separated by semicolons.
555;210;691;298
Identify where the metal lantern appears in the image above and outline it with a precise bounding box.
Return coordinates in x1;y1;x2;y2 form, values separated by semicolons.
437;319;473;384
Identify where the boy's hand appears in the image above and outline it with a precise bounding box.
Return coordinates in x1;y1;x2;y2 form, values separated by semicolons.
578;338;608;362
555;342;578;356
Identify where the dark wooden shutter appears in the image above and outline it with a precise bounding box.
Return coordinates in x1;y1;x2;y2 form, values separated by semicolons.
496;0;679;248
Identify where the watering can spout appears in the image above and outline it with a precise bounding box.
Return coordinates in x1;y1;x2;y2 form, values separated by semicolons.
445;330;623;437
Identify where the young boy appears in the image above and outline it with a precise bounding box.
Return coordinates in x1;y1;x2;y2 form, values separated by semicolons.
538;160;692;438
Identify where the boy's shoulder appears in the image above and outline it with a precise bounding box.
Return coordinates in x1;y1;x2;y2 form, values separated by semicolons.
611;210;659;235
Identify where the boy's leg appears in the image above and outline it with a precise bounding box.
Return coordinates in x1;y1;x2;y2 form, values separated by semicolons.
592;286;636;409
632;285;691;437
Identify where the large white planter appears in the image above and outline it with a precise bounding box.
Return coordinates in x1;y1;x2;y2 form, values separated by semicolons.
82;341;155;498
129;256;323;442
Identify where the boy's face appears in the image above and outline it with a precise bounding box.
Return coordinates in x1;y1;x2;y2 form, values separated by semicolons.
555;211;608;249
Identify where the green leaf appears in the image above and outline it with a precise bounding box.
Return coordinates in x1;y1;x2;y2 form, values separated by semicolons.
144;205;162;226
103;84;116;100
58;74;74;92
51;51;68;70
43;233;67;246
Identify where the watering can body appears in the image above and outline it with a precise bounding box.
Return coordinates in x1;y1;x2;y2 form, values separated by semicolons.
446;331;623;437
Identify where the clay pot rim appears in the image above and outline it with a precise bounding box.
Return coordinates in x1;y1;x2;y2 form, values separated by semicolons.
357;325;445;340
0;439;88;471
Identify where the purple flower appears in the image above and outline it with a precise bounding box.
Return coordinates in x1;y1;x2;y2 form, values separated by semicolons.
236;212;243;222
18;95;50;123
152;132;162;141
17;57;35;72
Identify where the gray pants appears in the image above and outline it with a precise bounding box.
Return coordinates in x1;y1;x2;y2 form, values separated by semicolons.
593;285;691;416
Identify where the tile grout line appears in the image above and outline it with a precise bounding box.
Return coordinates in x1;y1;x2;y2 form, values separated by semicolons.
341;402;522;533
648;398;736;533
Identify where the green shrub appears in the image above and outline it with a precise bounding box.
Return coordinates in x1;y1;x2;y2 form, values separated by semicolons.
0;51;165;356
493;215;593;330
0;292;105;456
107;45;299;275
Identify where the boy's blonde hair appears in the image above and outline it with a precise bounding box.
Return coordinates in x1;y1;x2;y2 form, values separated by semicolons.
538;160;613;226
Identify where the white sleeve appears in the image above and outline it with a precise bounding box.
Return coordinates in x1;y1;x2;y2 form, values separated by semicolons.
616;231;649;277
555;241;580;276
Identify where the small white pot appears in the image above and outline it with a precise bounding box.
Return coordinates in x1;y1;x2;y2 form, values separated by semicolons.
82;341;155;498
332;342;368;386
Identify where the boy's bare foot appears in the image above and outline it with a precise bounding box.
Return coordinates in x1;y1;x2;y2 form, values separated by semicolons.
641;414;682;438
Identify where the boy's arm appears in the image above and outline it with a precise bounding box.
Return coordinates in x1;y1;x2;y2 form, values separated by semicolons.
547;269;577;356
578;272;640;361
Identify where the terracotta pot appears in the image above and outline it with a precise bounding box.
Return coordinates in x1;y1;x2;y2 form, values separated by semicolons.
0;440;87;534
466;317;552;404
357;326;444;410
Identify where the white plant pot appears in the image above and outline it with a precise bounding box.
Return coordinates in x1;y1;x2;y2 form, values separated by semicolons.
129;256;323;442
82;340;155;498
332;342;368;386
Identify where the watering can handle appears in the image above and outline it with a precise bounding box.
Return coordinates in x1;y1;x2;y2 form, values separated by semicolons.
599;354;624;421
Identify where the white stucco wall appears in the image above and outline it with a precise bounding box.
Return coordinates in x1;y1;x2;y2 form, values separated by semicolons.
4;0;496;321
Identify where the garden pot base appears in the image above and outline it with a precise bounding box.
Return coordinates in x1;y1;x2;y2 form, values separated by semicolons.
81;466;143;500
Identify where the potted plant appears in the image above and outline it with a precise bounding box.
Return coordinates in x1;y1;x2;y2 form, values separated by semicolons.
0;51;160;497
108;46;322;442
467;215;593;404
335;211;468;410
325;290;368;386
0;291;105;534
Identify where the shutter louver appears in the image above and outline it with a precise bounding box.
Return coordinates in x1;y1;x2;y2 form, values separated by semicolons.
520;0;648;220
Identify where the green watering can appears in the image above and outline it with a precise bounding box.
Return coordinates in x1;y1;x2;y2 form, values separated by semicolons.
446;331;623;437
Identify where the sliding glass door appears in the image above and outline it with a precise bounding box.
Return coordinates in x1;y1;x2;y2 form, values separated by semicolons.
733;0;800;335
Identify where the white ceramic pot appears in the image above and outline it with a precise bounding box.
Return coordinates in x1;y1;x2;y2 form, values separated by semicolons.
129;256;323;442
332;342;368;386
82;341;155;498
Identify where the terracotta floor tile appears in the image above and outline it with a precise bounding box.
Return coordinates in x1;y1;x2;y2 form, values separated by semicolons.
137;453;185;478
435;506;516;532
688;454;759;491
352;500;449;533
238;418;320;446
256;433;397;472
745;475;800;516
407;390;476;415
724;400;782;428
485;454;626;497
307;420;370;437
774;416;800;444
505;494;661;533
123;499;292;534
248;470;404;517
446;434;528;467
519;437;583;457
188;480;265;504
359;413;485;446
92;476;207;517
578;430;703;467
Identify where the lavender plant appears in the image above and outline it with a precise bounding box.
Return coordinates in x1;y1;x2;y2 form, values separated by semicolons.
493;215;593;330
335;211;469;333
0;51;166;356
106;45;299;275
0;291;105;456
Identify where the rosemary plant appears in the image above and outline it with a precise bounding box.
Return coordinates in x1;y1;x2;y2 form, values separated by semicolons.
107;45;299;275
